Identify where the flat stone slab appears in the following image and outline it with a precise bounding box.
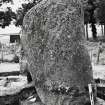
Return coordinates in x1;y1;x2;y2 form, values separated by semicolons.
0;63;20;73
92;63;105;80
0;75;27;96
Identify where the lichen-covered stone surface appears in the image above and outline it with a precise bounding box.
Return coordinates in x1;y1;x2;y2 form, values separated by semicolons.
22;0;94;105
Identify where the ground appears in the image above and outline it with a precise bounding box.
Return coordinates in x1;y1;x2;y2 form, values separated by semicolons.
85;40;105;80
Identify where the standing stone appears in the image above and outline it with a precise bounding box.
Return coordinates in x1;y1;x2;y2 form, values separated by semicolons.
22;0;94;105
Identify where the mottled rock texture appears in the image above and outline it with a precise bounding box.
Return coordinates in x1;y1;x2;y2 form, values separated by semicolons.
22;0;94;105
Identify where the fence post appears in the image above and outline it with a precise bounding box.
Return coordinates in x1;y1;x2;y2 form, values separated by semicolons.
88;84;97;105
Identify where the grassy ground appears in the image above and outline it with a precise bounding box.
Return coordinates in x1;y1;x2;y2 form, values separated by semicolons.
85;39;105;80
85;41;105;64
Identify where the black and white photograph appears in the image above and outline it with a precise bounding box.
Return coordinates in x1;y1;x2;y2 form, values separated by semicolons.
0;0;105;105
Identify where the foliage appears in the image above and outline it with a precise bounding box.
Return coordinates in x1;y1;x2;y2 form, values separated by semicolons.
95;0;105;25
15;2;35;26
0;0;42;28
15;0;41;26
83;0;98;39
0;0;15;28
83;0;91;24
0;7;16;28
0;0;13;3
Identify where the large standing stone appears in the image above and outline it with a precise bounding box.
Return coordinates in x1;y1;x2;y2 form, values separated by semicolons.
22;0;94;105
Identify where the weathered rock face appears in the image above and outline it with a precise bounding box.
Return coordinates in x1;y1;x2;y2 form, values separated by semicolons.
22;0;94;105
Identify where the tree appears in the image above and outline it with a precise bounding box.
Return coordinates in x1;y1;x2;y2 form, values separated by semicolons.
15;2;35;26
0;8;16;28
0;0;13;3
83;0;99;40
0;0;15;28
15;0;41;26
88;0;97;39
95;0;105;36
83;0;90;40
0;0;41;28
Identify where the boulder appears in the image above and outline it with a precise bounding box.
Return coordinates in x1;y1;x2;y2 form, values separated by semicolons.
22;0;94;105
